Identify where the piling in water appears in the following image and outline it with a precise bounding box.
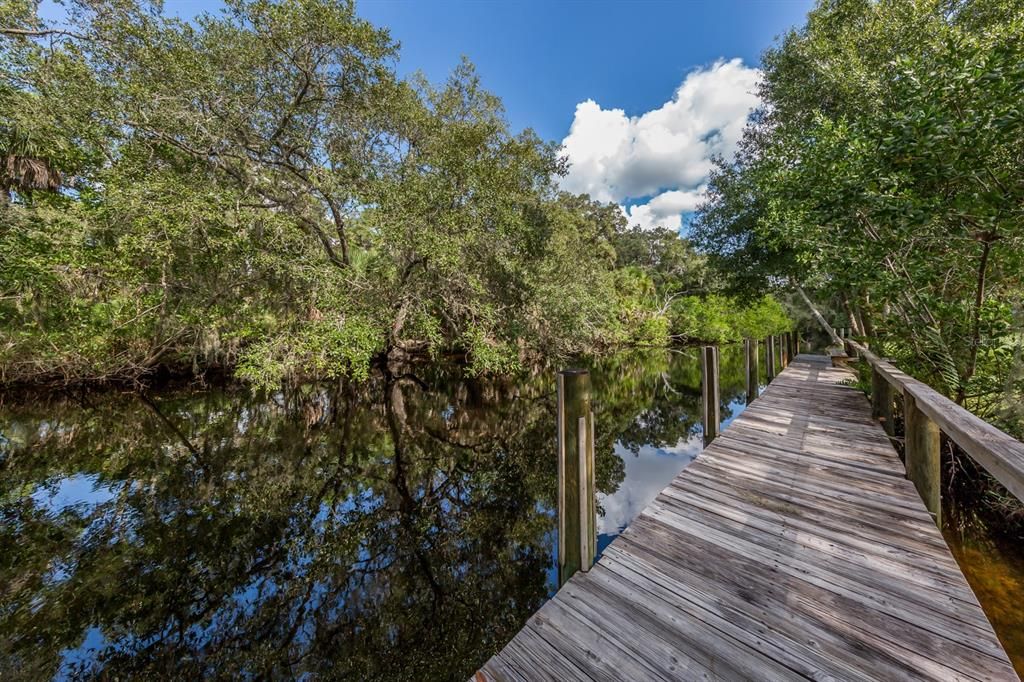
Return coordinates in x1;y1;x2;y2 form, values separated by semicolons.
745;338;759;404
701;346;721;445
557;369;596;585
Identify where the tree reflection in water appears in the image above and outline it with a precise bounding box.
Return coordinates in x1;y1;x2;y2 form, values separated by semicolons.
0;348;749;679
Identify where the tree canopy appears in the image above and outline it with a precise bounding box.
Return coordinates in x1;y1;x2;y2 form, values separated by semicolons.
0;0;790;388
693;0;1024;433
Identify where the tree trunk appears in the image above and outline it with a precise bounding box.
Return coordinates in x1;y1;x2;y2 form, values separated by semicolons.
956;238;994;405
795;285;843;345
842;295;863;337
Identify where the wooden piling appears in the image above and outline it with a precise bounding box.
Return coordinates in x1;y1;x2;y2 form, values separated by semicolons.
701;346;720;444
744;338;759;404
904;391;941;527
871;367;894;436
765;336;776;381
557;369;596;585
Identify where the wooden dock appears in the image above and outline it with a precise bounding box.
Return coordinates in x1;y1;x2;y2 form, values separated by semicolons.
476;354;1018;681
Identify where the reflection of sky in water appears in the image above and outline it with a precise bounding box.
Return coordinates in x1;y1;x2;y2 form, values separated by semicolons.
4;349;761;677
595;397;749;559
543;526;559;596
52;490;373;678
30;473;120;515
59;626;106;679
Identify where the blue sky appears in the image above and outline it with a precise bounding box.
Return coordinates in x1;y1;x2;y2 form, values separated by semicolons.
355;0;815;231
357;0;813;141
40;0;814;230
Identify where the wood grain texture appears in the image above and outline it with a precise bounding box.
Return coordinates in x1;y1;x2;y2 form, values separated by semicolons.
476;355;1018;681
850;342;1024;503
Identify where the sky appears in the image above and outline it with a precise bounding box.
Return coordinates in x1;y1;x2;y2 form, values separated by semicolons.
41;0;815;231
356;0;814;231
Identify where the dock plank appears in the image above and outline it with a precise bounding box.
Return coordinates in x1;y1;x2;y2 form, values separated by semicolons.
477;355;1018;681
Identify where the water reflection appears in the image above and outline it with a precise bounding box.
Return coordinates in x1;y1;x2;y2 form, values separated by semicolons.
0;347;750;680
943;495;1024;675
597;394;749;554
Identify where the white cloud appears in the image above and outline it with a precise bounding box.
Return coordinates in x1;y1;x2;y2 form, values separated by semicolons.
622;187;708;230
559;58;760;231
597;439;700;537
623;203;682;232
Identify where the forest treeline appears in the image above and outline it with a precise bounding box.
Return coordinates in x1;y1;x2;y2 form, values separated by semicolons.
0;0;789;388
694;0;1024;442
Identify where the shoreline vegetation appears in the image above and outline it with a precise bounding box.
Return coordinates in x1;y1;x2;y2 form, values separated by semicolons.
2;0;1024;673
690;0;1024;532
0;0;791;391
1;0;1020;522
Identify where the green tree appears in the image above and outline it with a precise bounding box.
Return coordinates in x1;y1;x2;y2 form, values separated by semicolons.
612;226;709;295
1;0;794;389
0;0;626;386
693;0;1024;429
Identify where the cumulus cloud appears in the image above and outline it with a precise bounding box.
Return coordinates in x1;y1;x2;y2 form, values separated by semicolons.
559;58;760;231
622;187;707;230
597;439;700;537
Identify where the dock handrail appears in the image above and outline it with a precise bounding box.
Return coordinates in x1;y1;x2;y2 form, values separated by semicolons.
800;290;1024;504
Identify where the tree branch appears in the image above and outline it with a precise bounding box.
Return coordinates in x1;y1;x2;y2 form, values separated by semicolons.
0;27;89;41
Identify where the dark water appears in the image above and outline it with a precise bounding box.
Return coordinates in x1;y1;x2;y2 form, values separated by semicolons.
5;346;1021;680
0;347;756;680
943;502;1024;675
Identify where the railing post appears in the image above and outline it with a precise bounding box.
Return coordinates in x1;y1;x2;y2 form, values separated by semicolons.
701;346;721;445
904;391;941;528
847;335;860;359
871;367;894;436
765;336;776;381
779;333;788;368
745;338;759;404
557;369;596;586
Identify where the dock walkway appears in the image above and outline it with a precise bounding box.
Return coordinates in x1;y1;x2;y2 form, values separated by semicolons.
477;354;1017;681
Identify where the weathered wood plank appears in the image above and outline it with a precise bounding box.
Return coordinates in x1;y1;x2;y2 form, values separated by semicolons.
673;464;955;558
666;466;962;572
850;343;1024;503
635;506;998;640
607;530;1001;680
657;483;977;598
476;355;1018;681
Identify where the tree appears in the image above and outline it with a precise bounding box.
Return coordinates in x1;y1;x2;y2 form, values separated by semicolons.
694;0;1024;427
0;0;629;386
612;226;709;295
0;0;794;388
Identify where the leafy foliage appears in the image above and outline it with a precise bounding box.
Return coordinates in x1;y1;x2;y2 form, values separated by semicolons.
693;0;1024;434
0;0;788;388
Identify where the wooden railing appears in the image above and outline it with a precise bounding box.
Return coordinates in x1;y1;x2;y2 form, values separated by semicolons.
815;319;1024;522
